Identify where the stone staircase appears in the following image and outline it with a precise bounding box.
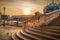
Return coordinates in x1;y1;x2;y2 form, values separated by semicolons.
10;25;60;40
10;10;60;40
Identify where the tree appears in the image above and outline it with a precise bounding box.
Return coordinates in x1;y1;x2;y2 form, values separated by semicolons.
35;11;41;22
35;11;40;16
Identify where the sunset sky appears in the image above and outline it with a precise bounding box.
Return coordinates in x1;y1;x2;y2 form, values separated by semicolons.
0;0;60;16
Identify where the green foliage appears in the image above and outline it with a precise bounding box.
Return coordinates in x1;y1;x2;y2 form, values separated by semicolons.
35;12;40;16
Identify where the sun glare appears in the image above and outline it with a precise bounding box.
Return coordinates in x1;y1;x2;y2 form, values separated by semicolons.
24;8;30;15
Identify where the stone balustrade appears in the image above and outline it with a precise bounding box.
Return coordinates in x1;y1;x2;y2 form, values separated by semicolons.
21;9;60;29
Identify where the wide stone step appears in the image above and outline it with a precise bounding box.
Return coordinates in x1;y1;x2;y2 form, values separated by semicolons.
25;29;60;40
29;27;60;39
12;32;23;40
26;29;55;40
29;27;60;35
34;25;60;28
16;30;33;40
48;24;60;26
21;30;40;40
32;26;60;30
30;26;60;34
31;26;60;31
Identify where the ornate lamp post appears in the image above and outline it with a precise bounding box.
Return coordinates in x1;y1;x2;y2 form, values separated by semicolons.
3;7;6;26
3;7;5;15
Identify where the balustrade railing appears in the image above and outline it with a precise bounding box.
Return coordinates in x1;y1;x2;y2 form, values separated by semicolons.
22;9;60;30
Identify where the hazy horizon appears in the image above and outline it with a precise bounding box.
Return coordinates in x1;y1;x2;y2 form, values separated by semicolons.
0;0;60;16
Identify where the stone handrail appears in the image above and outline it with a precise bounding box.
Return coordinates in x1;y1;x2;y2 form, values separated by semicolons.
44;9;60;25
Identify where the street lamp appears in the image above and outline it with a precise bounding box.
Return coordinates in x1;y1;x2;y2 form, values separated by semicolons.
3;7;6;26
3;7;5;15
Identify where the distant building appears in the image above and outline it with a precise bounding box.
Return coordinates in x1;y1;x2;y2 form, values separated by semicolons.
10;15;33;22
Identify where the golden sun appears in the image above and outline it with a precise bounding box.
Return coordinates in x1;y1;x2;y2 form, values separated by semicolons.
24;8;30;15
